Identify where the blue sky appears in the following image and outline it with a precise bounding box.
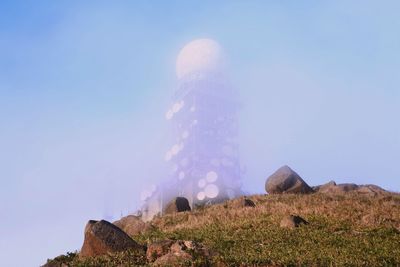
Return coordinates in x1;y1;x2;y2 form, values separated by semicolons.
1;1;399;266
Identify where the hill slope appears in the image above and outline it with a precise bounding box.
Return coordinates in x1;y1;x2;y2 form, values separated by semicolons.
45;191;400;266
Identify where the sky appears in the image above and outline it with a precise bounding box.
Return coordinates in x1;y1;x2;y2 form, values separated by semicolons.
0;1;399;266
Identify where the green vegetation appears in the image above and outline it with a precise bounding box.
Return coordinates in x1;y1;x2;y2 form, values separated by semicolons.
45;249;148;267
46;192;400;266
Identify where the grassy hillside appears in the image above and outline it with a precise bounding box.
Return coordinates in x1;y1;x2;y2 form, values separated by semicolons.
47;191;400;266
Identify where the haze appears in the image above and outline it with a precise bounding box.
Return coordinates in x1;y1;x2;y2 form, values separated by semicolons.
0;1;399;266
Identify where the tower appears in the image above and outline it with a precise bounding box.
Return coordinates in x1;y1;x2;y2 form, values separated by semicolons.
141;39;242;221
164;39;242;207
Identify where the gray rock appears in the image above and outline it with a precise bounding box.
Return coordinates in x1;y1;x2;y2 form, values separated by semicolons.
147;239;213;266
243;197;256;207
338;183;359;192
79;220;144;258
265;165;314;194
146;240;175;262
314;182;387;195
357;184;388;196
314;181;358;194
164;197;191;214
152;251;192;266
280;215;309;229
312;180;337;191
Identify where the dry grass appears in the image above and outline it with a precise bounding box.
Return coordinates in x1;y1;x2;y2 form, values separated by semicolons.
138;191;400;266
47;191;400;266
151;192;400;233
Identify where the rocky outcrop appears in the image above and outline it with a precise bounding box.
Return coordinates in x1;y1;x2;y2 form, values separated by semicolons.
312;180;337;192
280;215;309;229
147;239;213;266
146;240;175;262
314;182;358;194
152;251;192;266
164;197;191;214
357;184;388;196
152;241;194;266
113;215;154;237
265;165;314;194
80;220;144;258
314;181;388;196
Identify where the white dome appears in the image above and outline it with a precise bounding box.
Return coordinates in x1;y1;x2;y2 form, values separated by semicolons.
176;39;224;80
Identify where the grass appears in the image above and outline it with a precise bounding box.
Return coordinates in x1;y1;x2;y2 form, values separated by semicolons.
46;191;400;266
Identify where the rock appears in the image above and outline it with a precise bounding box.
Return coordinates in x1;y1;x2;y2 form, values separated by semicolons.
170;240;210;257
314;182;387;196
164;197;191;214
243;197;256;207
80;220;144;258
113;215;154;236
265;165;314;194
357;184;388;196
228;197;256;209
152;251;192;266
338;183;359;192
312;180;337;192
147;240;213;266
314;181;358;194
146;240;175;262
280;215;309;229
315;181;357;194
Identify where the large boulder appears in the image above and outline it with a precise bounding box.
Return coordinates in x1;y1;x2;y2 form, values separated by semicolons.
265;165;314;194
80;220;144;258
113;215;154;237
164;197;191;214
